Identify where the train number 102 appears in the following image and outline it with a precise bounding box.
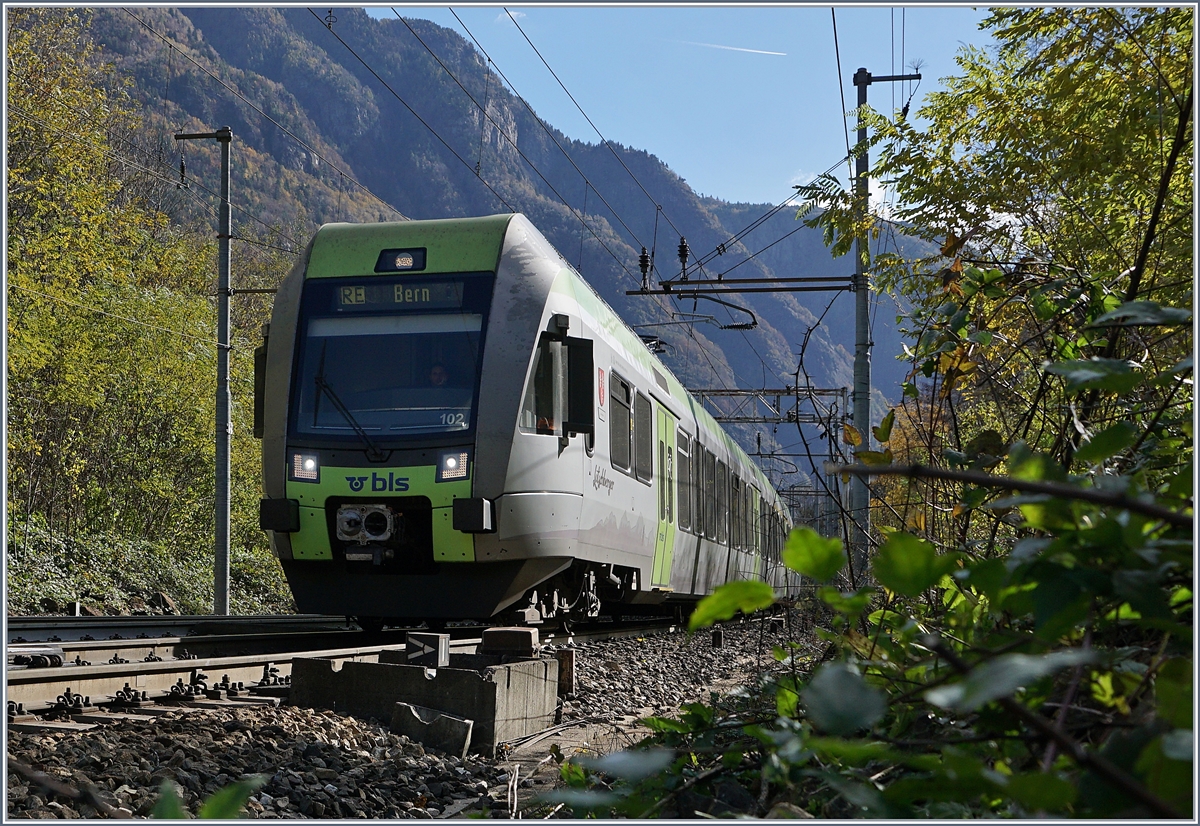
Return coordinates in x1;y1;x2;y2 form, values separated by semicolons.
440;413;466;425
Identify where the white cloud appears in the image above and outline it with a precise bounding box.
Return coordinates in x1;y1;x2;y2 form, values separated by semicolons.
676;40;785;57
788;169;819;189
497;10;525;25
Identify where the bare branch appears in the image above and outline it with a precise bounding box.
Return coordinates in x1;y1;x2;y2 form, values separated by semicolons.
826;462;1192;528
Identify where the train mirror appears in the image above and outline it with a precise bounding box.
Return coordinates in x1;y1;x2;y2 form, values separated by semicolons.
252;324;269;439
564;336;595;437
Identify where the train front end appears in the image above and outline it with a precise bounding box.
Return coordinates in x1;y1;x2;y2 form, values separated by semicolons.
256;215;563;623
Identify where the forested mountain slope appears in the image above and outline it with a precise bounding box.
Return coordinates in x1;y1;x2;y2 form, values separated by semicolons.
87;6;917;429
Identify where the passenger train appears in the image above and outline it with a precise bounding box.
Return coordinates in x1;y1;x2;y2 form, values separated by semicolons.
254;214;799;628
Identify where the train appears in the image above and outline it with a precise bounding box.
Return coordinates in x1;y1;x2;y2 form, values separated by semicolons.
253;214;799;629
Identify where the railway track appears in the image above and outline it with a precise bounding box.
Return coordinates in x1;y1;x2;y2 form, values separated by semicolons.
6;615;677;728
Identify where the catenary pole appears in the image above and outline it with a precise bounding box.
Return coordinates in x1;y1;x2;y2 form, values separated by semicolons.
849;69;918;577
175;126;233;615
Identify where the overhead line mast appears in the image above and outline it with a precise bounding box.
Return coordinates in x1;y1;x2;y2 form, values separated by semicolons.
849;66;920;575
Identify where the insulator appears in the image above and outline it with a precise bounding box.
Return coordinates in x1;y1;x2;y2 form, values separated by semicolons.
638;246;650;289
678;237;689;281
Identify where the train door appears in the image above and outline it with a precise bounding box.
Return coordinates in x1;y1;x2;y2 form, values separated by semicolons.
652;403;678;588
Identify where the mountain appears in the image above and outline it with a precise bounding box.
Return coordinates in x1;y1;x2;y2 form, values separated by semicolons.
87;6;916;473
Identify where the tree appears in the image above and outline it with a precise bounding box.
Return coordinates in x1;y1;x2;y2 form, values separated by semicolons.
579;9;1193;818
6;8;290;614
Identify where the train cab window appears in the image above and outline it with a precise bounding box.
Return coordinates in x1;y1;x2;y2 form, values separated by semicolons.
610;373;632;471
716;460;728;545
519;335;562;436
677;433;692;532
634;392;653;484
289;273;493;443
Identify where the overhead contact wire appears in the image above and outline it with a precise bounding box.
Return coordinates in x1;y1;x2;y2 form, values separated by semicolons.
391;10;641;283
503;9;682;242
9;104;302;254
448;8;648;253
307;7;517;213
126;9;407;221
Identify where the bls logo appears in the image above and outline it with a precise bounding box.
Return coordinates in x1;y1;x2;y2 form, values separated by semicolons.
346;472;410;492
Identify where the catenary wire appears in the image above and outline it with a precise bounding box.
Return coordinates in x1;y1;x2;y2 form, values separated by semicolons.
503;9;685;244
11;285;225;349
125;9;408;221
390;10;644;285
308;7;517;213
9;104;303;255
830;8;854;183
447;9;651;261
682;154;850;280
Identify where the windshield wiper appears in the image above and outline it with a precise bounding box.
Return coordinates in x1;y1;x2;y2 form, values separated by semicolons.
314;344;387;462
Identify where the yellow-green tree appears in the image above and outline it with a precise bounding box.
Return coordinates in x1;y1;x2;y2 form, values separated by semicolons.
7;8;290;614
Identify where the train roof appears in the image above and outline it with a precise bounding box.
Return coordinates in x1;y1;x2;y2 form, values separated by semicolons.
306;215;514;279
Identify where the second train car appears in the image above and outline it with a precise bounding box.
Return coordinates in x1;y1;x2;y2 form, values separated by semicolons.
254;214;799;627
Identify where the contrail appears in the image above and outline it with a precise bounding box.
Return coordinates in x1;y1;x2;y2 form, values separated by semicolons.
677;40;786;56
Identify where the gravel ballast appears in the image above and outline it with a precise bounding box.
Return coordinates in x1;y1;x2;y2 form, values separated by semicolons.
7;618;811;818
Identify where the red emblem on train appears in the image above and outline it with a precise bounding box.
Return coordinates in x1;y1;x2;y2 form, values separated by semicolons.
597;368;606;407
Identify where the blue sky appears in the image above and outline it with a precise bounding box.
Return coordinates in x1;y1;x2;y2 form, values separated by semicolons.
366;5;993;205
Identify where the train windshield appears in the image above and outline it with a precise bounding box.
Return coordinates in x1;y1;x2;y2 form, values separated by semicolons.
289;273;494;443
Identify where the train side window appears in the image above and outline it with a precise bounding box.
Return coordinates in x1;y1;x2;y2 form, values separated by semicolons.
667;445;673;521
744;483;753;551
610;373;632;471
731;474;741;549
634;392;653;484
716;460;728;545
519;335;562;436
658;439;666;520
677;433;692;532
704;450;716;539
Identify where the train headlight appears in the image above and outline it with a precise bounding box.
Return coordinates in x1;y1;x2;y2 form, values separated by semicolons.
290;452;320;482
437;450;470;482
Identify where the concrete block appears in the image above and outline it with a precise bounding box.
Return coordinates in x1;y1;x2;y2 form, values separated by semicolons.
405;633;450;667
481;627;539;658
290;654;558;755
391;702;473;759
556;649;576;696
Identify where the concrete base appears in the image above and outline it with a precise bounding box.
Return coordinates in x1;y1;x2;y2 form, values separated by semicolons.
290;653;558;755
391;702;473;759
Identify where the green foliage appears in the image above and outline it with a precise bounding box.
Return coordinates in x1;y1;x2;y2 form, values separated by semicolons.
593;9;1194;820
800;663;885;735
153;776;264;819
925;649;1098;712
872;532;957;597
781;527;846;583
6;8;292;615
688;580;775;631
